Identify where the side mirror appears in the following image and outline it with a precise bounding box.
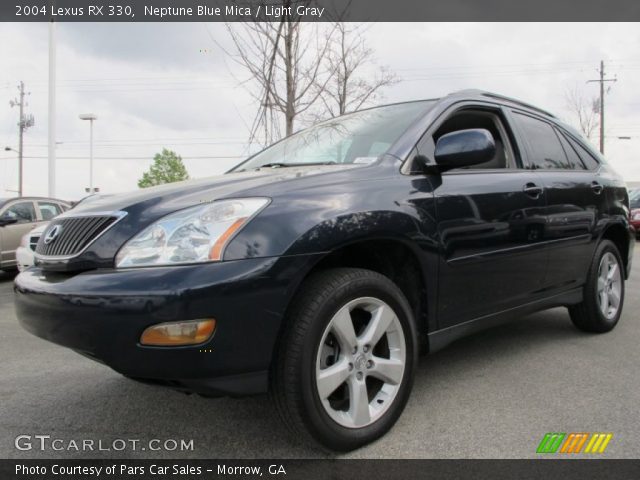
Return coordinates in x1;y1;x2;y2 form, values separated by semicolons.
434;128;496;171
0;216;17;227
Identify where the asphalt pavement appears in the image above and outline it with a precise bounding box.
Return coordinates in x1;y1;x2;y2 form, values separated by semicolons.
1;247;638;459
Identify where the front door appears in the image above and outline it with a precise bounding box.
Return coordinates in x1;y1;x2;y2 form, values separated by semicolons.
414;105;549;328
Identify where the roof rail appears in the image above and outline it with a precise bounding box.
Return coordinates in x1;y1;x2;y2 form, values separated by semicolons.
448;89;556;118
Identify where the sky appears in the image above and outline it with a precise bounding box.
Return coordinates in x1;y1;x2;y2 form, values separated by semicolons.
1;22;639;200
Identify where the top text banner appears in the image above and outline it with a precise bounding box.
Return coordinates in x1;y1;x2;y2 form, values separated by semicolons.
2;0;640;22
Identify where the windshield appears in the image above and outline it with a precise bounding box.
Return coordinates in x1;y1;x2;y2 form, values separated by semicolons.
232;101;434;172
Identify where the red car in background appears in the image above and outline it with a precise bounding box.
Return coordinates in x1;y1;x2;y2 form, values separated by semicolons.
631;189;640;238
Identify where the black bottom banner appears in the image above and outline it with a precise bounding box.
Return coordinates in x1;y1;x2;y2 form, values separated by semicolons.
2;459;640;480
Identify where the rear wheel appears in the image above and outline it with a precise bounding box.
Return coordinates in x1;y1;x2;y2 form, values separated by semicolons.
271;268;417;451
569;240;625;333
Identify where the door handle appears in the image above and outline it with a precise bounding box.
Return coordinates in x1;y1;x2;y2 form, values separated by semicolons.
523;183;543;198
591;181;604;195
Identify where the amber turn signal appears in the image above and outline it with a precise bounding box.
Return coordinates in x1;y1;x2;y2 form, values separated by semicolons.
140;319;216;346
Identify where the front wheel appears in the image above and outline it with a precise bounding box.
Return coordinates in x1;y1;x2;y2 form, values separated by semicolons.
569;240;625;333
271;268;417;451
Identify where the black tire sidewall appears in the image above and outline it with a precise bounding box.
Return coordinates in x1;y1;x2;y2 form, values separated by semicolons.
297;272;417;451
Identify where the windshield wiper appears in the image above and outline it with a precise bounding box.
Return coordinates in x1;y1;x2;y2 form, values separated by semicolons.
258;161;337;170
257;162;289;169
234;161;337;173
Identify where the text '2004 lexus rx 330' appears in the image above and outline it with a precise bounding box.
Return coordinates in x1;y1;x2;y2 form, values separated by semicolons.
15;90;634;451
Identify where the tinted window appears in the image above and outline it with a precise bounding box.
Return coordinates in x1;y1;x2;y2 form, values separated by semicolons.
555;129;586;170
38;202;62;220
564;135;600;170
513;113;569;169
3;201;36;223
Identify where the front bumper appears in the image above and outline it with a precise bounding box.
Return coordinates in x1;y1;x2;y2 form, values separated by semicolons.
14;254;320;396
15;246;35;272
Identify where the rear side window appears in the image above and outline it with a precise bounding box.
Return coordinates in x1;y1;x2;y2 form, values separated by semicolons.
563;134;600;170
555;129;586;170
38;202;62;221
512;113;569;170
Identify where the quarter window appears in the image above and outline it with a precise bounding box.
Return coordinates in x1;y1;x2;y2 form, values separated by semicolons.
513;113;569;170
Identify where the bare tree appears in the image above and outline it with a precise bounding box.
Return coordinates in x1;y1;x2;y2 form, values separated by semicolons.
314;23;398;119
220;2;336;144
565;84;599;140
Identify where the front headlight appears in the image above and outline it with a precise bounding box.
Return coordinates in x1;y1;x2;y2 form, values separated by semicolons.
115;198;269;268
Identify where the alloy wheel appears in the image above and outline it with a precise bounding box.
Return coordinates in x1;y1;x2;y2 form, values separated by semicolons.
315;297;406;429
596;252;622;320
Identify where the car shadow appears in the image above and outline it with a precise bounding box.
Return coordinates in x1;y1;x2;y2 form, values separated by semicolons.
0;270;18;283
6;307;590;459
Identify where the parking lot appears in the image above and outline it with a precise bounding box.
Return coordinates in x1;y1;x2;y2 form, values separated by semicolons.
1;246;638;459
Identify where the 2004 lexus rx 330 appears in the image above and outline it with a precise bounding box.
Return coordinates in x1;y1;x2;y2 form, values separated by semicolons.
15;90;634;451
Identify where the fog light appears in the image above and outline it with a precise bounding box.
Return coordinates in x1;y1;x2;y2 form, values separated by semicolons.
140;319;216;346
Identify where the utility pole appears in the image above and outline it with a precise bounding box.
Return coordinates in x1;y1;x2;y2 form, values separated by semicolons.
9;81;34;197
588;60;617;155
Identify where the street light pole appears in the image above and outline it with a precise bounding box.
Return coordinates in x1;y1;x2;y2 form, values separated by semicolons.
48;19;57;197
79;113;97;194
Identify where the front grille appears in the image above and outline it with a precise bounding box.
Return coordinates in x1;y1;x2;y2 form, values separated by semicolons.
35;215;118;257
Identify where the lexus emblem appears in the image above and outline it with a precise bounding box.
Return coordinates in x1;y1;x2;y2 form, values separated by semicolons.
43;225;62;245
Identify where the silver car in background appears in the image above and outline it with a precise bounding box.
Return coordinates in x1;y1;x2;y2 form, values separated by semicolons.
0;197;70;271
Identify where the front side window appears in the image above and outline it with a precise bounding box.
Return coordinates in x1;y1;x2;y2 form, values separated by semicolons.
232;101;434;171
2;202;36;223
432;109;516;169
512;113;569;170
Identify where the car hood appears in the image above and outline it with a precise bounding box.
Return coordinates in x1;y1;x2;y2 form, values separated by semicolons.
70;164;361;218
29;223;49;236
35;162;379;272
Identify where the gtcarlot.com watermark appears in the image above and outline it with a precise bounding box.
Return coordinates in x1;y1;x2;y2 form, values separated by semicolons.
15;435;194;452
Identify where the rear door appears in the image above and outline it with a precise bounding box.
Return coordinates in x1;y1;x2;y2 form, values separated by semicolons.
509;111;604;291
0;200;38;267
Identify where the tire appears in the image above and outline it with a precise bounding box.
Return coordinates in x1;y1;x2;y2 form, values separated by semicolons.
569;240;625;333
271;267;418;451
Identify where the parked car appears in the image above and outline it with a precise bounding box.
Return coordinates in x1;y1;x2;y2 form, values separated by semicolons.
14;90;634;451
13;194;110;271
0;197;70;271
15;223;48;271
630;188;640;237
